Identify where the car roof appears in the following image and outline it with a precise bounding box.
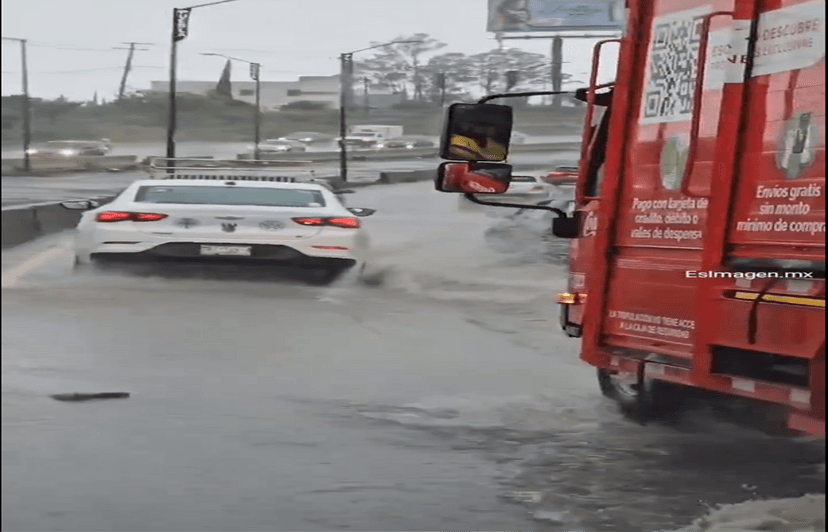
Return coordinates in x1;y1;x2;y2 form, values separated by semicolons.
128;179;329;190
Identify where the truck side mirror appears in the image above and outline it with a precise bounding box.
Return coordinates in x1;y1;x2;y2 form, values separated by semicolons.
552;215;579;238
435;162;512;194
439;103;513;162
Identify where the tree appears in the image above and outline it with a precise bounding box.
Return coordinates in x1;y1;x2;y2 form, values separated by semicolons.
215;59;233;99
38;96;82;124
354;33;447;101
469;48;554;95
422;52;477;102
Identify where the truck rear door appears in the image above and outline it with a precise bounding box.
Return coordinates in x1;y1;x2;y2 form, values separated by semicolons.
596;0;741;364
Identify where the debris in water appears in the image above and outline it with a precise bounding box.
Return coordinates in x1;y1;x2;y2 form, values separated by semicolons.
51;392;130;402
502;490;544;504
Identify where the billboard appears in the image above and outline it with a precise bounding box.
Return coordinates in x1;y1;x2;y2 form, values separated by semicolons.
487;0;625;32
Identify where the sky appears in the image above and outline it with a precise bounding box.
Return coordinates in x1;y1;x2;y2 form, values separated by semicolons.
1;0;620;102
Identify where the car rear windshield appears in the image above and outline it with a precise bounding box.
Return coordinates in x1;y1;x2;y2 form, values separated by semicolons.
511;176;538;182
134;186;327;207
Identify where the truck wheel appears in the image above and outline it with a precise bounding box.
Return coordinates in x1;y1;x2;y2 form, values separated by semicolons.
597;368;686;424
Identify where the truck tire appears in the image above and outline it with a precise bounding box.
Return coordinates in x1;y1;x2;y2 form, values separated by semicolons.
597;368;686;424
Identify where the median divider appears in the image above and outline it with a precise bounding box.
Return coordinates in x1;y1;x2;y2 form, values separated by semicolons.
377;169;437;184
1;155;138;176
2;196;116;249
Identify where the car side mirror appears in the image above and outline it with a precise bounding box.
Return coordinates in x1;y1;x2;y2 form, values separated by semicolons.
439;103;513;162
435;161;512;194
348;207;376;217
552;215;579;239
60;200;100;210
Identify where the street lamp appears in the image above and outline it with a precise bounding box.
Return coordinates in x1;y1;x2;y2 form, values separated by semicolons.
201;53;262;160
2;36;31;172
338;39;422;182
166;0;240;164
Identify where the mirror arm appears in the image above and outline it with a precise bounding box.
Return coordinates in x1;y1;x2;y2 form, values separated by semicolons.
463;193;568;218
477;90;573;104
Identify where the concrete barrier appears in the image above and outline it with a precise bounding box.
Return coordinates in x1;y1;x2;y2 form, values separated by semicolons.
377;169;437;184
1;196;116;249
1;155;138;175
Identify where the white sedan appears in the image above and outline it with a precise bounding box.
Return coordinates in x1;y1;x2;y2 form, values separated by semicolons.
61;179;375;284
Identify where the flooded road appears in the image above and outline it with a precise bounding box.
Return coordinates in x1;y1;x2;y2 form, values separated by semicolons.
2;182;824;531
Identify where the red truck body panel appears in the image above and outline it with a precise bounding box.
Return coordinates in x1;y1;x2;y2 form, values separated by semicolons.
562;0;825;436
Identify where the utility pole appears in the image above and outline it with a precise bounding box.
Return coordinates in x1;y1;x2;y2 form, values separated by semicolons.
2;36;31;171
363;77;369;116
437;72;446;107
551;36;563;109
338;52;352;182
114;42;153;100
251;62;261;160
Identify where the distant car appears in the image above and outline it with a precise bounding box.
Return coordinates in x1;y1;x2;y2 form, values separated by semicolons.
62;178;376;285
376;136;436;150
254;139;307;154
498;175;552;203
27;139;112;157
511;131;530;144
542;163;580;185
281;132;336;145
341;132;384;149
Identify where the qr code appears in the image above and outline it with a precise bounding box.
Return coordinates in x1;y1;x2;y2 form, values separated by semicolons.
641;7;710;123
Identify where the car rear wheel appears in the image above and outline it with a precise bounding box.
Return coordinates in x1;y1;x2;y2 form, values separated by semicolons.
72;256;93;273
306;267;349;286
597;368;687;424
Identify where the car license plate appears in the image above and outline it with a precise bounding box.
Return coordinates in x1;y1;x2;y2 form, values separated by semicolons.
200;245;252;256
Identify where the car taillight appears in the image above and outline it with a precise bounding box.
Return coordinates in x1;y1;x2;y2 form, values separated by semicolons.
96;211;167;222
292;217;326;226
327;217;360;229
291;217;360;229
132;213;168;222
96;211;132;222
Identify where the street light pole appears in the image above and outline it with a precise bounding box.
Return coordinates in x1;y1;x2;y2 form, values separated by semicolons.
166;0;239;164
200;53;262;160
2;37;31;171
166;8;182;162
338;52;351;183
337;39;422;183
253;63;261;160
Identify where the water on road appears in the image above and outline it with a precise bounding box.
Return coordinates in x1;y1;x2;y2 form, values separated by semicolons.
2;182;824;531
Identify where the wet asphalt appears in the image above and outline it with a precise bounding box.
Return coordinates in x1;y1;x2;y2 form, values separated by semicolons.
2;182;824;531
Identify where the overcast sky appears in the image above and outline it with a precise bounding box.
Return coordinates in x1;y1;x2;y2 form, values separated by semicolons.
1;0;619;102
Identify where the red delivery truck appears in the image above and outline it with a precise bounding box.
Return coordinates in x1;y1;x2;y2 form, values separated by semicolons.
433;0;825;437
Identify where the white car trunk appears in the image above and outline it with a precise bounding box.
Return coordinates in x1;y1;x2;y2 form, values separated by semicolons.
128;204;327;241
